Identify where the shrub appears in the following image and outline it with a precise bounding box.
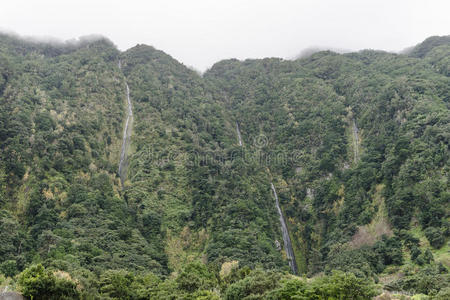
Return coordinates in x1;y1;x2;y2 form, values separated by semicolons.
17;264;80;300
0;260;17;277
309;271;378;300
99;270;135;299
224;269;280;300
176;261;217;293
424;227;445;249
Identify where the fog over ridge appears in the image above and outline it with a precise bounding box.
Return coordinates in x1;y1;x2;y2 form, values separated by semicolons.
1;0;449;71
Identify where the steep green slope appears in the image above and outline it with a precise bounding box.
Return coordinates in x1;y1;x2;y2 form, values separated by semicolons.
0;34;448;299
204;45;449;277
119;45;286;272
0;35;167;281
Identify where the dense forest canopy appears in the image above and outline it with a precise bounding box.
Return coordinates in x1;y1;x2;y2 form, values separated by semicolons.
0;33;449;299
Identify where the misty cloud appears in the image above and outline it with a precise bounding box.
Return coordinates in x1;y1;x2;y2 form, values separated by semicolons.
1;0;449;71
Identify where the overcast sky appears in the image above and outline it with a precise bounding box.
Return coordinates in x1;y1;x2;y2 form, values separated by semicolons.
1;0;449;71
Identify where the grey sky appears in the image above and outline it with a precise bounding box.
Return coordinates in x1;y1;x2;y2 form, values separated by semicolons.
1;0;449;71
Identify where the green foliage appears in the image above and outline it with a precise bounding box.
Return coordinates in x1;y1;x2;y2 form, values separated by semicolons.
176;261;218;292
434;287;450;300
224;269;281;300
17;264;80;300
224;269;377;300
388;265;450;296
99;270;136;300
411;245;422;262
0;260;18;277
0;34;166;276
409;35;450;58
0;33;448;298
264;278;308;299
306;271;378;300
424;227;445;249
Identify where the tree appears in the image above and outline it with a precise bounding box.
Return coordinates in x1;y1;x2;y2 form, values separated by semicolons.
176;261;217;293
99;270;135;300
424;227;445;249
0;260;17;277
17;264;80;300
309;271;378;300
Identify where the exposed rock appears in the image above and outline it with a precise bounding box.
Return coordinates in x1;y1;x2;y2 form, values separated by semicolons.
275;239;281;251
0;292;25;300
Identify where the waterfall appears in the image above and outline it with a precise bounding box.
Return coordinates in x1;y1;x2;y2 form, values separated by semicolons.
118;61;133;186
236;121;243;146
271;182;298;274
352;119;359;163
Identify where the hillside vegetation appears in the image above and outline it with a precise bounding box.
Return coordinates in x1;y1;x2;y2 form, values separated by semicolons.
0;34;449;299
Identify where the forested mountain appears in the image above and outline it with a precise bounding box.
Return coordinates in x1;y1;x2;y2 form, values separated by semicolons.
0;33;448;299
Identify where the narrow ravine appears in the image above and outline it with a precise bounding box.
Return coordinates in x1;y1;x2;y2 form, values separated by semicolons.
271;182;298;274
236;121;243;146
118;61;133;186
352;118;359;163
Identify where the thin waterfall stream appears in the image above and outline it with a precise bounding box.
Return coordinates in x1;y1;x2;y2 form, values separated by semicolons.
236;121;243;146
235;121;297;273
271;182;298;274
352;118;359;163
118;61;133;186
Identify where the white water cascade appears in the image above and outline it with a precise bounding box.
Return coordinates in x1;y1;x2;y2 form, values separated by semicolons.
236;122;243;146
271;182;298;274
118;61;133;186
352;119;359;163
